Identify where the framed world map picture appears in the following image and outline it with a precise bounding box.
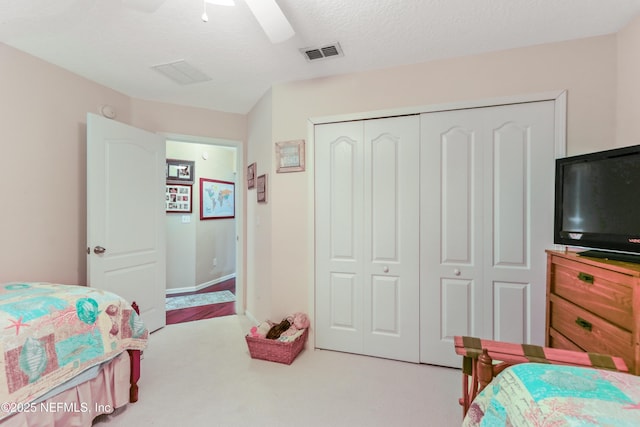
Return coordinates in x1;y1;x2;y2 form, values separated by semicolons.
200;178;235;220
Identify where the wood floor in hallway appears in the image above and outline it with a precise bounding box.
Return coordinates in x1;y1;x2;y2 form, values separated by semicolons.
165;278;236;325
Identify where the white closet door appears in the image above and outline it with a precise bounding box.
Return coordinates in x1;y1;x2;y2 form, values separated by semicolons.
420;101;556;367
315;116;420;362
315;121;365;354
363;116;420;361
420;109;485;366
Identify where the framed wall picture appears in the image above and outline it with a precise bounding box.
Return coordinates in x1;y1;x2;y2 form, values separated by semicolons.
166;159;195;184
166;184;192;213
247;162;256;189
275;139;305;173
257;174;267;203
200;178;235;220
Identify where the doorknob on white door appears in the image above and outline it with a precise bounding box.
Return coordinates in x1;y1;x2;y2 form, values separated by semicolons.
93;246;106;254
383;266;389;273
453;268;461;276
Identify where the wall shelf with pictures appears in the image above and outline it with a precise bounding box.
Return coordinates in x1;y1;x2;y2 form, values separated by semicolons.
166;184;192;213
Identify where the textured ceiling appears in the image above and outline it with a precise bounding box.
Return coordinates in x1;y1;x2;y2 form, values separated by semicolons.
2;0;640;114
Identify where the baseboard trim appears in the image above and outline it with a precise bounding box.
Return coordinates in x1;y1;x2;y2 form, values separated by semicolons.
244;310;258;325
165;273;236;296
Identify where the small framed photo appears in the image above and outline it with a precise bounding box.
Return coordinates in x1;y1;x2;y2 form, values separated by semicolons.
166;159;195;184
256;174;267;203
247;162;257;189
166;184;192;213
276;139;305;173
200;178;235;220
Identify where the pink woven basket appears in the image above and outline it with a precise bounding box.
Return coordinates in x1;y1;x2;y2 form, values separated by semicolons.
245;328;309;365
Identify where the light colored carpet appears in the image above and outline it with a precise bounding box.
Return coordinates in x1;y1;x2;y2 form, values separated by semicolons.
165;291;236;311
93;315;462;427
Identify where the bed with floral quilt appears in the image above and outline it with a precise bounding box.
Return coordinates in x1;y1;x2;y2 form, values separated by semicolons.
0;282;148;426
454;336;640;426
463;362;640;426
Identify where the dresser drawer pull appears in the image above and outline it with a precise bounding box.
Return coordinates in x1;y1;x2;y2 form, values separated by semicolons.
578;272;594;284
575;317;593;332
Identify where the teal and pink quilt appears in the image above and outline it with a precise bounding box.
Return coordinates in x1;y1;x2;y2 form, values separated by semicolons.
464;362;640;426
0;282;148;420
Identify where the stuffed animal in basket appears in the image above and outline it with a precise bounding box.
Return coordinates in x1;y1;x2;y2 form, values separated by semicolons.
266;318;291;339
279;312;310;340
250;321;273;338
260;312;310;341
292;312;310;329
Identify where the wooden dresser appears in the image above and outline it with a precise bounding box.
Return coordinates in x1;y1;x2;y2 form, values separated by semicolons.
546;250;640;375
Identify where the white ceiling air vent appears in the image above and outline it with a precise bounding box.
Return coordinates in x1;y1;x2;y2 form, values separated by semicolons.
300;42;344;62
151;60;212;85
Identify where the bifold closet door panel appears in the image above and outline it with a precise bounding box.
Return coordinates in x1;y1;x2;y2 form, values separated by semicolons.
315;121;365;354
419;101;556;368
362;116;420;362
315;116;420;362
419;110;485;367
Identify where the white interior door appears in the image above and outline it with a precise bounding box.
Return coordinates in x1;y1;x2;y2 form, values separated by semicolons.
315;116;420;362
420;102;556;367
87;113;166;332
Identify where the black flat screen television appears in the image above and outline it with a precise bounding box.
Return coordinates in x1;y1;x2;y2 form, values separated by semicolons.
554;144;640;263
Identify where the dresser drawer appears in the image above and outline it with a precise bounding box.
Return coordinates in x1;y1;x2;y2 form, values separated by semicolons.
550;255;633;330
548;328;583;351
549;294;633;367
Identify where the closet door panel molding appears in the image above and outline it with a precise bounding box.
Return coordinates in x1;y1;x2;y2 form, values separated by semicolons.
441;126;476;265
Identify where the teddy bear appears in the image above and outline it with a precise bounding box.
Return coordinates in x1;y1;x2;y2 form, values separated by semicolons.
279;312;310;339
291;312;310;329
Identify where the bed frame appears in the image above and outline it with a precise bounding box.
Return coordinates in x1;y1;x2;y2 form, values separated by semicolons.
128;301;142;403
453;335;629;417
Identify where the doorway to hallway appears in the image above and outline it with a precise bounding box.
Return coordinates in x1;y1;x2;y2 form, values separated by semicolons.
164;135;244;323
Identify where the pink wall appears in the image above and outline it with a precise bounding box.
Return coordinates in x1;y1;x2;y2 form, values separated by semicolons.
0;43;246;285
617;15;640;147
245;90;274;322
130;99;246;140
1;44;130;284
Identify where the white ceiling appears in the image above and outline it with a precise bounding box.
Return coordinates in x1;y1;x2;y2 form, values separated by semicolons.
2;0;640;114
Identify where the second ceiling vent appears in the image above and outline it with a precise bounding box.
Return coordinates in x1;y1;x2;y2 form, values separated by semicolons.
300;42;344;62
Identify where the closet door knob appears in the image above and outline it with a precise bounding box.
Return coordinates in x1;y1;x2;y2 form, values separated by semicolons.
454;268;461;276
383;266;389;273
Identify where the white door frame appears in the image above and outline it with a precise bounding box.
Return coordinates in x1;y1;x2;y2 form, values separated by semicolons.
306;90;567;349
162;133;245;315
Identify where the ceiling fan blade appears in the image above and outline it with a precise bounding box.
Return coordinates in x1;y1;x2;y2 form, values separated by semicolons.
244;0;294;44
